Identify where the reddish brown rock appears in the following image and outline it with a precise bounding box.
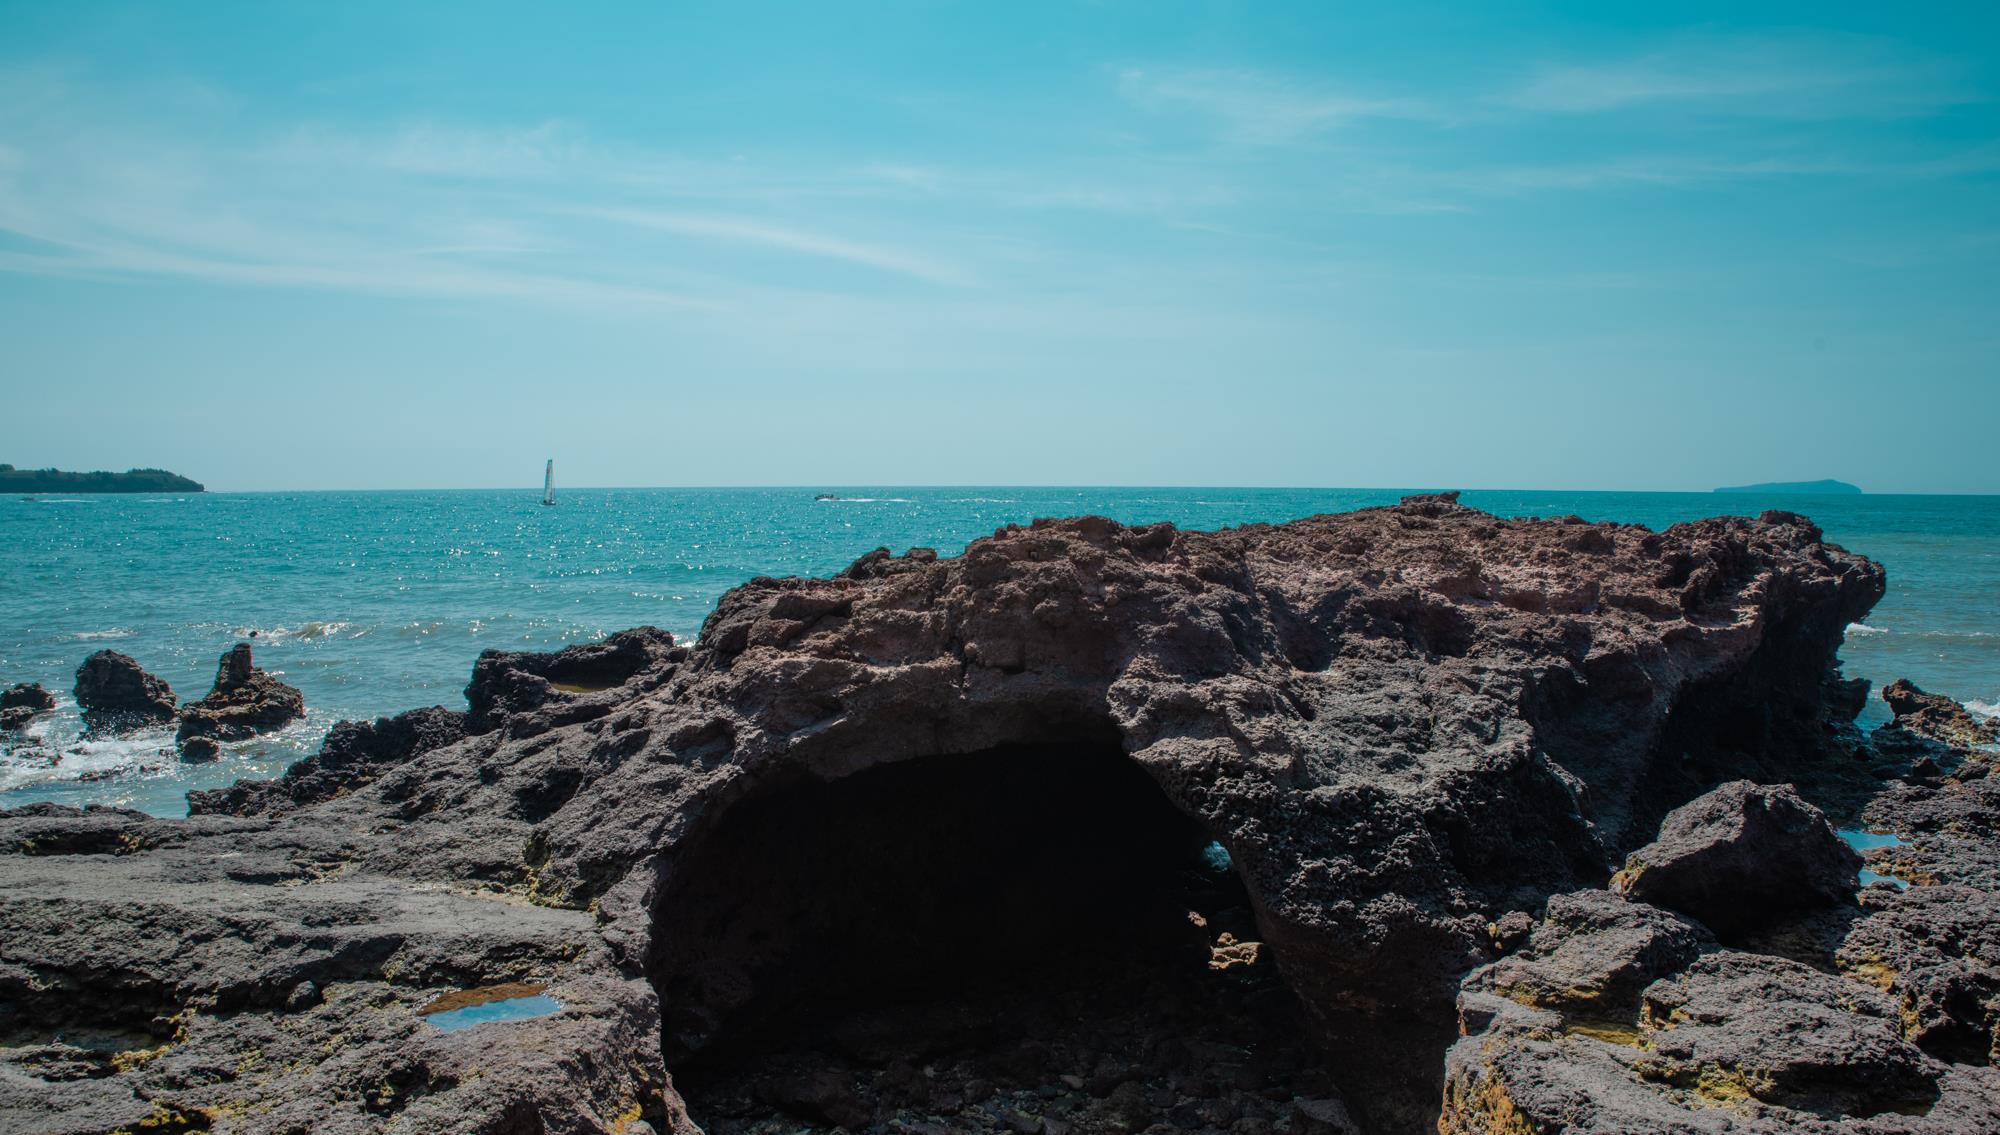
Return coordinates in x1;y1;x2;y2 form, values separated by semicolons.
2;499;1890;1135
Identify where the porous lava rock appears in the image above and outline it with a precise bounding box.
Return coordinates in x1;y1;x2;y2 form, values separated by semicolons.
0;498;1892;1134
1469;889;1711;1022
1611;780;1862;937
188;704;469;816
1874;678;2000;769
1444;935;1975;1133
2;684;57;733
175;643;305;746
2;681;56;714
463;625;683;734
72;649;176;731
1442;681;2000;1134
178;735;221;763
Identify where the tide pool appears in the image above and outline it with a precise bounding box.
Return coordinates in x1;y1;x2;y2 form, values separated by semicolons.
424;993;563;1032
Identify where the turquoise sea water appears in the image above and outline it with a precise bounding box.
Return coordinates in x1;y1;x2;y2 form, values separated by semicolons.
424;994;564;1033
3;487;1996;816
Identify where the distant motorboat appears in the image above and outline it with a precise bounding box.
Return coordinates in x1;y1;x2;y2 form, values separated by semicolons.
814;493;841;501
542;460;556;506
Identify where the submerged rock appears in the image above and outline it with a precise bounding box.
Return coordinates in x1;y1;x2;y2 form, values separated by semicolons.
71;649;176;731
1611;781;1861;937
175;643;304;745
178;735;221;763
0;501;1891;1134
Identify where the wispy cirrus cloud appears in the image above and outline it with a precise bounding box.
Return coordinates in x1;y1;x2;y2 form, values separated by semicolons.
1507;32;1977;118
1115;66;1445;144
0;65;988;307
267;119;586;178
581;208;973;286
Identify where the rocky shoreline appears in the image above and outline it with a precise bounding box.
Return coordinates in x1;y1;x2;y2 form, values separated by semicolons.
3;494;1994;1135
6;644;307;765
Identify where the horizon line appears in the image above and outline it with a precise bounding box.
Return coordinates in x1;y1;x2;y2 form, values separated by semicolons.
20;483;2000;498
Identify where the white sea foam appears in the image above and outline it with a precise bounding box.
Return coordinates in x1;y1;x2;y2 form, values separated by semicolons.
232;620;354;641
0;727;175;793
73;627;136;641
292;621;350;640
1969;699;1999;721
1844;622;1887;637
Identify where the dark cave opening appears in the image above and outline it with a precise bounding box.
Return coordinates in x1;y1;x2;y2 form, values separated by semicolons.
650;734;1329;1134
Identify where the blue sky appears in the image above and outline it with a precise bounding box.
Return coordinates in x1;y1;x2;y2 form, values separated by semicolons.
1;2;1995;492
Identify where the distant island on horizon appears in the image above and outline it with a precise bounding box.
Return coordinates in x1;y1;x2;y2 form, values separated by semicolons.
1712;479;1862;496
1;464;205;494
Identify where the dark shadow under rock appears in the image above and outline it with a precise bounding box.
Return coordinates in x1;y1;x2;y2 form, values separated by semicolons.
661;739;1330;1134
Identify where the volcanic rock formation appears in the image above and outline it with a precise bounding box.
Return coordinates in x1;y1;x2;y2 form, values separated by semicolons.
0;496;1907;1135
1611;780;1861;937
72;649;176;731
176;642;306;747
1;683;55;733
1440;721;2000;1134
1876;677;2000;759
2;682;55;714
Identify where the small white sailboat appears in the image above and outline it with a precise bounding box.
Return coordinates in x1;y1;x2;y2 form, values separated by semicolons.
542;459;556;506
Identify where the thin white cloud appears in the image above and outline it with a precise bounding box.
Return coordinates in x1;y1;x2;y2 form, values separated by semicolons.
1508;32;1976;118
583;207;973;286
0;67;972;305
1115;67;1444;144
269;119;585;178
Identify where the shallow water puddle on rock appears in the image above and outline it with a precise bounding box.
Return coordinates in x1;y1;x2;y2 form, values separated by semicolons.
424;994;562;1031
419;983;562;1032
1837;829;1903;852
1839;830;1913;890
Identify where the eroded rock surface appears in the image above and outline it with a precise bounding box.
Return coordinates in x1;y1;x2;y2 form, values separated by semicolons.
1612;781;1861;937
1;498;1895;1134
72;649;176;731
176;643;306;746
2;682;55;715
1443;687;2000;1134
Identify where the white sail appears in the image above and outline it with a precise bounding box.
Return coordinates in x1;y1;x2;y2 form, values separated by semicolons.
542;459;555;506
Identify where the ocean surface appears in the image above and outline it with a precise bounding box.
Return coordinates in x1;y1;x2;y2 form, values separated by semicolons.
3;487;1995;817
